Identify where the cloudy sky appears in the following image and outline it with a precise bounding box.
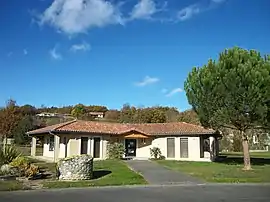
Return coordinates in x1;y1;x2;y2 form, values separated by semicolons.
0;0;269;110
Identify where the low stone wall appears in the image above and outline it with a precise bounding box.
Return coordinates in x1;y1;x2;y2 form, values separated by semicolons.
57;155;93;180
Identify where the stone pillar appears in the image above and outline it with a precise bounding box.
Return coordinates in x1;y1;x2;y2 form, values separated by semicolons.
54;135;60;162
31;136;37;156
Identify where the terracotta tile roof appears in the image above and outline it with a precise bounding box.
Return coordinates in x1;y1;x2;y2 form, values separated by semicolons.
131;122;215;135
27;120;216;136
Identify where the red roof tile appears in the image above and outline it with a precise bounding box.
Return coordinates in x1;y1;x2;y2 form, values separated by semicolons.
27;120;216;136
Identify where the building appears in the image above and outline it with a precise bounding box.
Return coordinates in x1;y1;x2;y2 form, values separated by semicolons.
36;112;59;117
27;120;220;162
88;112;105;119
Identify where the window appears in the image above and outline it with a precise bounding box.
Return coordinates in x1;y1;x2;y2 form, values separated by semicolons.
180;138;189;158
49;136;54;151
203;137;210;152
141;138;146;144
167;138;175;158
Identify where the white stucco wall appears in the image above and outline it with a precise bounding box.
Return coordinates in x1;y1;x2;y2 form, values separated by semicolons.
136;138;152;158
151;136;212;162
43;136;54;158
41;133;218;162
42;134;107;160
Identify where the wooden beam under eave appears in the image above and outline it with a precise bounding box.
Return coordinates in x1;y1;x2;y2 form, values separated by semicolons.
124;133;150;139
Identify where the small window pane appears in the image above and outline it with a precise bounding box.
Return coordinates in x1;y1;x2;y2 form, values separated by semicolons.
180;138;188;158
167;138;175;158
49;136;54;151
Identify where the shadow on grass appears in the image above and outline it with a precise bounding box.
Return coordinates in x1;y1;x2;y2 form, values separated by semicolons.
92;170;112;179
217;155;270;166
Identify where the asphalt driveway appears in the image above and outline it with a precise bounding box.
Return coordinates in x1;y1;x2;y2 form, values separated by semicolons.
126;160;203;185
0;184;269;202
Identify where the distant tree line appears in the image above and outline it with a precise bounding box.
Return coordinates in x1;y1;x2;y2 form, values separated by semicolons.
0;100;109;145
0;99;202;145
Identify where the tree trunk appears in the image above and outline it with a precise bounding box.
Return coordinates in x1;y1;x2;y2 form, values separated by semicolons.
242;131;251;170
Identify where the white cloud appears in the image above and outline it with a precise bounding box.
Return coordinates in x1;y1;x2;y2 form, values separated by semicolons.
39;0;123;35
165;88;183;97
130;0;158;20
70;41;91;52
49;46;62;60
37;0;226;35
177;4;200;21
23;49;28;55
177;0;226;21
135;76;159;87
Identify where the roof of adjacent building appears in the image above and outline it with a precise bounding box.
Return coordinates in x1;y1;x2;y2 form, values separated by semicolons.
27;120;217;136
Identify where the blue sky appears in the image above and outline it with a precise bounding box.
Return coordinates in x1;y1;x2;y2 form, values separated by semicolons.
0;0;269;111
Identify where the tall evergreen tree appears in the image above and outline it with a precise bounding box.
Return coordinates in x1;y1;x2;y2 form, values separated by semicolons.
184;47;270;170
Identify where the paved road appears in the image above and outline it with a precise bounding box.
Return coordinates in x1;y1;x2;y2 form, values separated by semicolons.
126;160;203;185
0;184;269;202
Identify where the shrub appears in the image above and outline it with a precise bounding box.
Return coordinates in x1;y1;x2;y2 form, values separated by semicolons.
0;146;21;165
24;164;39;178
232;135;242;152
9;156;29;168
107;142;125;159
150;147;163;159
9;156;39;178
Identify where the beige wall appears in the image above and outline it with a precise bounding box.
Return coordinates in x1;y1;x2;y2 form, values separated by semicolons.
42;133;218;162
151;136;217;162
43;136;54;158
43;134;108;160
136;138;152;158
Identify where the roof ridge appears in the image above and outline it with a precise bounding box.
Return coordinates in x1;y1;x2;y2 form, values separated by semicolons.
54;119;77;131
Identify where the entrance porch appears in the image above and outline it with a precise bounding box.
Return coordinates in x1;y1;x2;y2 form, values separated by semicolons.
112;132;152;159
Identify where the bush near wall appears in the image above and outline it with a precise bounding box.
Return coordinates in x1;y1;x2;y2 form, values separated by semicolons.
107;142;125;159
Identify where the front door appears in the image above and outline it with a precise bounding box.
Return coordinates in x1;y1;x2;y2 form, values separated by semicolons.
125;139;137;157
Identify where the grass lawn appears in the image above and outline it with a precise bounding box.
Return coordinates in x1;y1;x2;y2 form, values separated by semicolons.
43;160;147;189
0;181;26;191
157;152;270;183
220;151;270;158
17;146;43;156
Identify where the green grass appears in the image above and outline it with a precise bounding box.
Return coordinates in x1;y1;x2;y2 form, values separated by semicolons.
43;160;147;189
221;151;270;158
16;146;43;156
0;181;25;191
157;155;270;183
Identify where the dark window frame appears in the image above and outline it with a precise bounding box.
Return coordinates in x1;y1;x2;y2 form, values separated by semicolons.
49;136;54;151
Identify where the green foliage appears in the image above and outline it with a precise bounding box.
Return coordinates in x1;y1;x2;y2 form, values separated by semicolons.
9;156;29;168
104;110;120;121
0;146;21;165
119;104;175;123
13;116;36;145
150;147;163;159
107;142;125;159
9;157;39;178
232;134;242;152
178;109;201;125
19;104;37;116
85;105;108;113
0;99;22;139
71;104;87;118
184;47;270;168
184;47;270;131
